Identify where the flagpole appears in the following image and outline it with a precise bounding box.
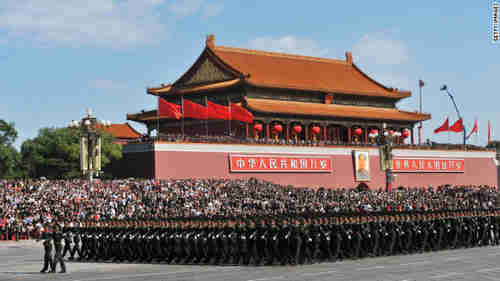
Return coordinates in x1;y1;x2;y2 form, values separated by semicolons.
475;122;478;145
157;98;160;141
181;95;185;139
475;118;478;145
205;96;208;137
227;96;232;137
488;120;491;145
448;123;450;144
418;79;424;145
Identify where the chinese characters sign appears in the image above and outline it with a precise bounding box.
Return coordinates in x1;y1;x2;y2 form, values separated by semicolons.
230;154;332;173
392;158;465;173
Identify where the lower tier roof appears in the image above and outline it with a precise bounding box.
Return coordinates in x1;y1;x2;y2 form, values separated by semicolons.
245;98;431;122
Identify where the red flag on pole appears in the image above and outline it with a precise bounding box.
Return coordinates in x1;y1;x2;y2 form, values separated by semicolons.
207;100;231;120
488;120;492;144
449;118;464;133
466;119;478;140
158;97;181;119
434;117;449;134
230;103;254;123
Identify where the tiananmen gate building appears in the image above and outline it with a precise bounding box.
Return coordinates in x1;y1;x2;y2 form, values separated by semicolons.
123;35;497;189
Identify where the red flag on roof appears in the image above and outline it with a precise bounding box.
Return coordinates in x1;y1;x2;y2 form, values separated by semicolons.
230;103;254;123
158;97;181;119
488;120;492;144
183;99;208;120
434;117;449;134
207;100;231;120
466;119;478;140
449;118;464;133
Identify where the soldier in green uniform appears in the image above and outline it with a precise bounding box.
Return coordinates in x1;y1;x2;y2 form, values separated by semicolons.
70;223;81;260
61;222;73;260
38;225;54;273
52;223;66;273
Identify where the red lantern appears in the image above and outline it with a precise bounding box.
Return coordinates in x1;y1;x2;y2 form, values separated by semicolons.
253;123;263;132
353;128;362;136
311;126;321;135
370;129;378;135
389;129;394;136
293;125;302;134
273;124;283;133
402;129;410;138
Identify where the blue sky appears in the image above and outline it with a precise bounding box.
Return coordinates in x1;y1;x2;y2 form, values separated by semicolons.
1;0;498;149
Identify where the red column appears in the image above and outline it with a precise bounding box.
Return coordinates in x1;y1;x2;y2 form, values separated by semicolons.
245;123;249;138
411;128;415;145
364;126;368;144
286;123;289;142
348;127;351;144
323;125;327;141
266;123;270;141
305;125;309;141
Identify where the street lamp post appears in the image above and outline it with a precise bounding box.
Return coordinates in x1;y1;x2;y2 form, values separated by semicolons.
379;123;400;192
440;85;467;146
69;109;110;188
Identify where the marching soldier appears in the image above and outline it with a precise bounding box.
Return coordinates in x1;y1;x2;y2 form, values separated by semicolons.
38;225;54;273
61;222;73;259
52;223;66;273
70;223;81;260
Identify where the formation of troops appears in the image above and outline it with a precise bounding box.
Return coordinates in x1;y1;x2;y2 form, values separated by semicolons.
47;208;500;266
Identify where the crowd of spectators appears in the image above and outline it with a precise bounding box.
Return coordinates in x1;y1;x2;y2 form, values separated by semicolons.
0;178;498;240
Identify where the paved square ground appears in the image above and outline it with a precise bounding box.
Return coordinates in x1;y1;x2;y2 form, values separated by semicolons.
1;240;500;281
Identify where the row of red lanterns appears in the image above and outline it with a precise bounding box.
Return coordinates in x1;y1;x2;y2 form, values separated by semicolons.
253;124;321;135
353;128;410;138
254;124;410;138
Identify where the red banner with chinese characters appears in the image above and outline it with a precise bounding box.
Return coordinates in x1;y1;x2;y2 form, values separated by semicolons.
392;158;465;173
230;154;332;173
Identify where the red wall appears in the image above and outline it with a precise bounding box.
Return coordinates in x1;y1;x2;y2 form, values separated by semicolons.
153;151;496;189
124;143;498;189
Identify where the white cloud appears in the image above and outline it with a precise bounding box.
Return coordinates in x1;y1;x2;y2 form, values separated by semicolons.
248;36;328;57
169;0;223;18
0;0;168;48
352;32;409;65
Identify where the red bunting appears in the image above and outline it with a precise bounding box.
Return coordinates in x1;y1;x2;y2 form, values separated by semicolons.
434;118;449;134
158;97;181;119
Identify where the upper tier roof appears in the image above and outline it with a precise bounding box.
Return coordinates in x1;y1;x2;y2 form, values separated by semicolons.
212;46;410;99
148;35;411;99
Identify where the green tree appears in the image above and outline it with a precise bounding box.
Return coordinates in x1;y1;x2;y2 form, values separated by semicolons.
21;127;122;179
0;119;23;179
